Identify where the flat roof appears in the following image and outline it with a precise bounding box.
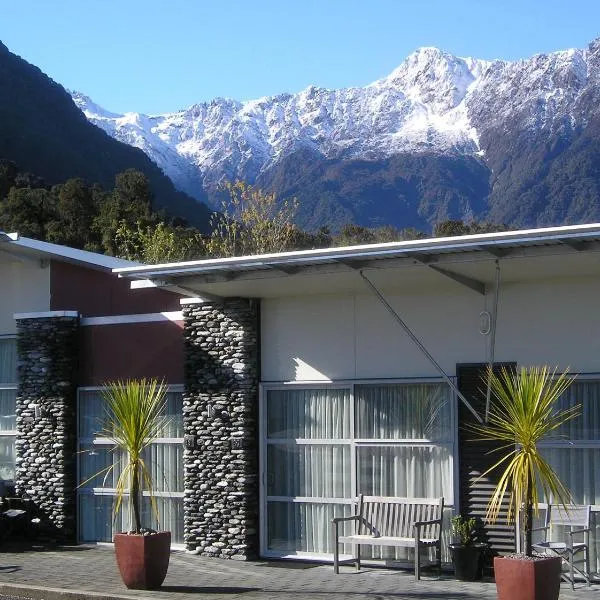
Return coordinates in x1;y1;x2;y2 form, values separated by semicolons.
0;233;138;271
110;222;600;300
114;222;600;279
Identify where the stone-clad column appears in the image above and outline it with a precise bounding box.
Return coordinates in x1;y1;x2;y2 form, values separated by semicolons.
183;299;259;560
15;312;80;542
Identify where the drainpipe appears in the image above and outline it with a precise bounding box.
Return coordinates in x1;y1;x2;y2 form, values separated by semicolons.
484;261;501;422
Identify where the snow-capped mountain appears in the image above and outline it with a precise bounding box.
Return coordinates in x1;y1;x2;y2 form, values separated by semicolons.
72;48;494;197
71;39;600;231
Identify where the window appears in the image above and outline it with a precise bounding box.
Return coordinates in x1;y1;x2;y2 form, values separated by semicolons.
262;381;455;559
539;378;600;574
77;387;184;545
0;337;17;483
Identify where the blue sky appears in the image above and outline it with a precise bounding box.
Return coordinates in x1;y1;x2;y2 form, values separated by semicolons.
1;0;599;115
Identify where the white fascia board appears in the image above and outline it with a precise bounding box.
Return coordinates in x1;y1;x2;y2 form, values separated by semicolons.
14;311;79;320
80;312;183;326
8;236;139;271
112;222;600;279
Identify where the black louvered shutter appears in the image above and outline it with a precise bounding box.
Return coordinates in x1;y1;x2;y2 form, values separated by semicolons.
457;363;516;556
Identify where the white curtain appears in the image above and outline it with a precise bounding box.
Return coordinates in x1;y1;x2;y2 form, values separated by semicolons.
78;389;184;543
265;384;452;556
0;339;16;482
541;380;600;574
0;339;17;384
267;388;351;439
356;383;451;441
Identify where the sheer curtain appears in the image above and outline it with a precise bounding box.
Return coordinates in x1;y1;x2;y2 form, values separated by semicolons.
355;383;452;561
265;383;453;557
0;339;16;481
0;339;17;385
77;389;184;543
266;388;351;554
541;380;600;574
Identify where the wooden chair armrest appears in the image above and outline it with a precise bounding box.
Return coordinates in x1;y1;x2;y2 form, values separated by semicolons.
331;515;360;524
413;517;443;528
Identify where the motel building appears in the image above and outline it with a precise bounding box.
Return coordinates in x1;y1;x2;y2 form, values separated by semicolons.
1;224;599;572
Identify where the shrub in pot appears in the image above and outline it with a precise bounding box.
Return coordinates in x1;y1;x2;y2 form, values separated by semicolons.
448;515;486;581
83;379;171;590
471;366;580;600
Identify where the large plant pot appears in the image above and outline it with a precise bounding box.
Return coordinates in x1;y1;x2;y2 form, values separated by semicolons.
449;543;486;581
114;531;171;590
494;555;561;600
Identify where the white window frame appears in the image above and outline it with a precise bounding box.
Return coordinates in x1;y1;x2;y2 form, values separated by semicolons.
0;335;17;485
76;384;185;548
259;378;458;560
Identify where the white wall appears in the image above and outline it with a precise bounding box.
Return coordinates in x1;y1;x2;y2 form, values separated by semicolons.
0;260;50;335
261;275;600;382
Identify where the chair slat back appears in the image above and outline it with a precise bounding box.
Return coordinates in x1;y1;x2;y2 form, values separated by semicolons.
358;496;443;538
549;504;591;528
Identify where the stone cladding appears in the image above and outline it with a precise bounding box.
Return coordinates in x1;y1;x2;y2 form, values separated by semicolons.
15;315;79;542
182;299;259;560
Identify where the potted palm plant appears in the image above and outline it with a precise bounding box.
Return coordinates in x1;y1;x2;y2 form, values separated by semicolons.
88;378;171;590
472;366;579;600
448;515;486;581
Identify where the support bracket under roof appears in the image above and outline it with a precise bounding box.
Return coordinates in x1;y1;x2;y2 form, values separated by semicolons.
428;265;486;296
412;254;486;295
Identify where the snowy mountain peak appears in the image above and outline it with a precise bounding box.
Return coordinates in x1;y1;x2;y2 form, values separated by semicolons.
72;40;600;204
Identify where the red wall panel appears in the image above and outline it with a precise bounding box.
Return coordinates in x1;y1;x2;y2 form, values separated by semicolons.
78;321;184;385
51;261;181;317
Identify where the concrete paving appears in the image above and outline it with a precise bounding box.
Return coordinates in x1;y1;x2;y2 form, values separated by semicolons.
0;543;596;600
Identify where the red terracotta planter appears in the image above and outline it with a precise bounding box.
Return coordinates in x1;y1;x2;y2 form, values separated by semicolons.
114;531;171;589
494;555;561;600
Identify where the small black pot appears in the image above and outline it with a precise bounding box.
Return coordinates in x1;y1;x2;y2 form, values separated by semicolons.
449;543;487;581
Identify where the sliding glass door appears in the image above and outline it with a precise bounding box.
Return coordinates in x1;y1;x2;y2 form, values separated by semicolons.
77;387;184;545
261;381;455;559
539;378;600;574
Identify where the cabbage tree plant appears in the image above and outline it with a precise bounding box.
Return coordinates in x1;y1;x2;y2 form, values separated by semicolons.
91;378;168;534
471;366;579;555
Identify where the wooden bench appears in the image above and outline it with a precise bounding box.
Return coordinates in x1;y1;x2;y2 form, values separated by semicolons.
332;495;444;580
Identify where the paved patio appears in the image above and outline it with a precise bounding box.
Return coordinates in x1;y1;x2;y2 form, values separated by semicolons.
0;543;596;600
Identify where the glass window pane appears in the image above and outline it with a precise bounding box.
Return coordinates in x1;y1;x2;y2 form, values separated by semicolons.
0;437;15;481
78;387;183;544
143;443;184;493
267;501;351;553
78;391;105;438
0;389;16;432
356;383;451;440
0;339;16;384
267;444;350;498
160;392;183;438
551;381;600;440
78;494;184;544
358;445;452;499
267;388;351;439
79;443;124;488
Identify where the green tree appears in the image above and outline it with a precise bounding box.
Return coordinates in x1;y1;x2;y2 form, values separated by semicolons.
0;159;18;200
472;366;579;555
95;170;157;255
207;181;298;257
46;178;98;249
434;219;508;237
0;186;56;239
114;221;205;264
